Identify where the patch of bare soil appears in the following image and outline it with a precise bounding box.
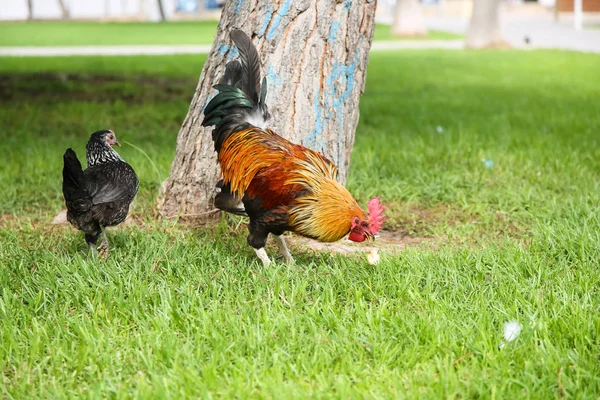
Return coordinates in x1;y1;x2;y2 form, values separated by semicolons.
0;213;21;229
384;201;472;235
289;230;435;259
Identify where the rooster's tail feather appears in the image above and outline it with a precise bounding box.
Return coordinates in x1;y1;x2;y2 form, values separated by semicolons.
202;30;270;152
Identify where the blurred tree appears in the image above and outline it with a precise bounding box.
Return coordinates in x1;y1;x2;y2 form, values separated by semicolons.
392;0;428;36
26;0;33;20
157;0;166;21
159;0;377;222
139;0;148;20
466;0;508;48
57;0;70;19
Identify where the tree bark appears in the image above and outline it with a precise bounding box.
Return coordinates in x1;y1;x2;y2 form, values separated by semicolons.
466;0;508;49
157;0;167;21
57;0;70;19
391;0;427;37
160;0;378;222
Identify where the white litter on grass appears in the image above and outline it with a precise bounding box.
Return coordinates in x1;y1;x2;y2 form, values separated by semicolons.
504;321;522;341
436;126;444;134
499;321;522;349
481;158;494;168
51;209;68;224
367;248;380;265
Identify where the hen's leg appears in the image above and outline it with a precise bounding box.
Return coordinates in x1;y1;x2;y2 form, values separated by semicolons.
89;244;98;258
273;235;294;265
85;229;102;258
97;229;109;260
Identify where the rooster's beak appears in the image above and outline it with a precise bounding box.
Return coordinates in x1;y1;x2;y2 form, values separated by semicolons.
114;140;121;147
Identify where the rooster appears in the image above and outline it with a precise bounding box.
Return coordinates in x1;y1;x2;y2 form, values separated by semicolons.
62;130;139;259
202;30;384;265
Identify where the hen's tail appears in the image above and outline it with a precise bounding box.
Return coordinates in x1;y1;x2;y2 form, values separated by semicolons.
62;148;92;213
202;30;270;152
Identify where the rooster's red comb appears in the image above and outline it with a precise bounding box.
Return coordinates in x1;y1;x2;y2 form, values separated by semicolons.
367;197;385;235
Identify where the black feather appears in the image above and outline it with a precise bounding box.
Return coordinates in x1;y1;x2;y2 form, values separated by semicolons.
202;30;271;153
62;148;92;213
219;60;243;88
259;76;268;109
62;131;138;250
230;29;262;103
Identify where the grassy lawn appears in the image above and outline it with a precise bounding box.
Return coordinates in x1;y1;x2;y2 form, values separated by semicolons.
1;49;599;398
0;21;460;46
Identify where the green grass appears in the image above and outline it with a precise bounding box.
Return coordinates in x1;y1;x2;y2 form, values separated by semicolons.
0;21;220;47
1;49;600;398
0;21;460;47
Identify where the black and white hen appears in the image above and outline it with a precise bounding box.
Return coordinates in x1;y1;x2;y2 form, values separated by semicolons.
62;130;139;259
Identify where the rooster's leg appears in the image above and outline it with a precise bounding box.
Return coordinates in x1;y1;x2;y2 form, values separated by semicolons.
248;222;272;266
254;248;271;266
273;235;294;264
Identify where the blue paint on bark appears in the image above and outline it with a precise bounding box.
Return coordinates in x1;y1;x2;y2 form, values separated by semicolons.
217;43;229;55
234;0;244;14
306;49;361;167
265;64;283;87
226;47;239;61
328;21;340;42
259;3;274;37
266;0;292;40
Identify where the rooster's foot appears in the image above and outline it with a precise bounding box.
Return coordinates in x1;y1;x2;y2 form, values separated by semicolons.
254;248;271;266
273;235;295;265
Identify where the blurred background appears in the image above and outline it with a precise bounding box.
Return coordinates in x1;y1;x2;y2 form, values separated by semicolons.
1;0;598;53
1;0;596;22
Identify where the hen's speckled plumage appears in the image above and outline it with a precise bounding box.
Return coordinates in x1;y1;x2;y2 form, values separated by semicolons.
62;130;138;258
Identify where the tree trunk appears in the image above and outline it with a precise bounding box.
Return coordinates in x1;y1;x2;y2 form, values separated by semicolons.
466;0;508;48
57;0;70;19
391;0;427;37
26;0;34;20
137;0;147;21
157;0;166;21
159;0;377;222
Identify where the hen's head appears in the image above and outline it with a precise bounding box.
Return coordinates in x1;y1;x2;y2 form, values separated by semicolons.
90;129;120;147
348;197;385;243
86;129;124;167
